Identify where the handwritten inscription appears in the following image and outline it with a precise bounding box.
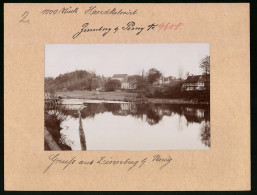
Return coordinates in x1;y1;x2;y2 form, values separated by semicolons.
19;6;184;39
40;6;137;16
20;6;183;38
122;21;145;35
72;23;112;39
41;6;78;15
43;153;172;173
158;22;184;31
96;156;147;171
19;11;30;23
72;21;183;39
85;6;138;15
43;153;77;173
153;155;172;170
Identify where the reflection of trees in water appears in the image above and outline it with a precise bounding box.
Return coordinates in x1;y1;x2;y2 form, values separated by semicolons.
81;103;106;119
45;106;88;151
200;122;210;147
44;107;72;150
146;104;161;125
61;103;210;127
62;103;121;119
181;106;210;125
50;103;211;149
105;103;121;113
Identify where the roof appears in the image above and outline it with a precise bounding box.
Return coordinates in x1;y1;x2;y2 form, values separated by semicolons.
185;75;210;83
112;74;128;79
128;75;141;81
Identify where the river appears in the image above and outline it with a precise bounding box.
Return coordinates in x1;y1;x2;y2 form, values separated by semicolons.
47;100;210;151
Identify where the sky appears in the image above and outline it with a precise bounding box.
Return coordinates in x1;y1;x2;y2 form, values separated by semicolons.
45;43;209;78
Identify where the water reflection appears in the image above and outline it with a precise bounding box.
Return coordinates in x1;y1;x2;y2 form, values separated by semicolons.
200;121;210;147
44;107;73;150
61;103;210;126
46;102;211;151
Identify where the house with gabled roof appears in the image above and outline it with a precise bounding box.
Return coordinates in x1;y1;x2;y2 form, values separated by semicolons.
112;74;137;89
112;74;128;82
112;74;129;89
181;74;210;91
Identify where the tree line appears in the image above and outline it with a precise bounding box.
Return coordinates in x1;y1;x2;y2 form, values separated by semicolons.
45;67;177;92
45;70;107;92
44;68;162;92
45;55;210;99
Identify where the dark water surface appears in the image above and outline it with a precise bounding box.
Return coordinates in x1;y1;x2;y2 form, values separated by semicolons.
55;101;210;151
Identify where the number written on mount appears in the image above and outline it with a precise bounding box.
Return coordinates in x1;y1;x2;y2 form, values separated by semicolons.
19;11;30;24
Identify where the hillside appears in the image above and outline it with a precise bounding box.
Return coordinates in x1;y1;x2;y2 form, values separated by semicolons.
45;70;106;92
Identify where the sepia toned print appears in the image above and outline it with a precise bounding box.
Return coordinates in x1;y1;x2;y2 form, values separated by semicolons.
44;43;210;151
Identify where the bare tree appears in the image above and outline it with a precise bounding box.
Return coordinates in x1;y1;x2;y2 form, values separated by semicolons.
199;55;210;75
178;66;184;79
141;69;145;79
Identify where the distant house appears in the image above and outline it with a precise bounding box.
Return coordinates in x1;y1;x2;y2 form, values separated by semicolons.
112;74;128;82
128;75;142;89
154;76;165;85
163;77;170;84
112;74;138;89
163;76;178;84
155;76;178;85
112;74;129;89
181;75;210;91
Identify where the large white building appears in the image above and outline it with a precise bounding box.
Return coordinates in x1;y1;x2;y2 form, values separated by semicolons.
112;74;137;89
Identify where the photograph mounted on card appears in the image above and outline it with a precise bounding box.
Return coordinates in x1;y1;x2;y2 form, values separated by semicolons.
44;43;210;151
4;3;250;191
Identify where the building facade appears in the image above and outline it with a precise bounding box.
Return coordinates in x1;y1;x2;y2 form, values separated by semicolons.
112;74;137;89
154;76;178;85
181;75;210;91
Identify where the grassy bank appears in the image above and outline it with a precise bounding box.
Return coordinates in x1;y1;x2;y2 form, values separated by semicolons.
56;90;138;101
56;90;208;104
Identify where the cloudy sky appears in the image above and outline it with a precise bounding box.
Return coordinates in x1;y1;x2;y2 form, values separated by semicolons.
45;43;209;78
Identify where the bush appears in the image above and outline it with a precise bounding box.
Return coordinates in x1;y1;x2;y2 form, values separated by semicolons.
105;80;121;91
166;82;183;98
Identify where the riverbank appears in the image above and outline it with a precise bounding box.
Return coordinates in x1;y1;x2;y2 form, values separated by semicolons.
56;90;209;105
56;90;137;101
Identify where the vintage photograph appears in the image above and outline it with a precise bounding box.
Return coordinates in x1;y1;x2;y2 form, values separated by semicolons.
44;43;210;151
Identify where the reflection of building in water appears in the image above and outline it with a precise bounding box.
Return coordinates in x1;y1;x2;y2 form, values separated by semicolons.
114;103;179;125
154;107;172;117
121;103;130;111
196;109;204;118
156;107;163;116
120;102;137;112
113;103;130;116
113;103;135;116
162;108;172;116
182;107;206;123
